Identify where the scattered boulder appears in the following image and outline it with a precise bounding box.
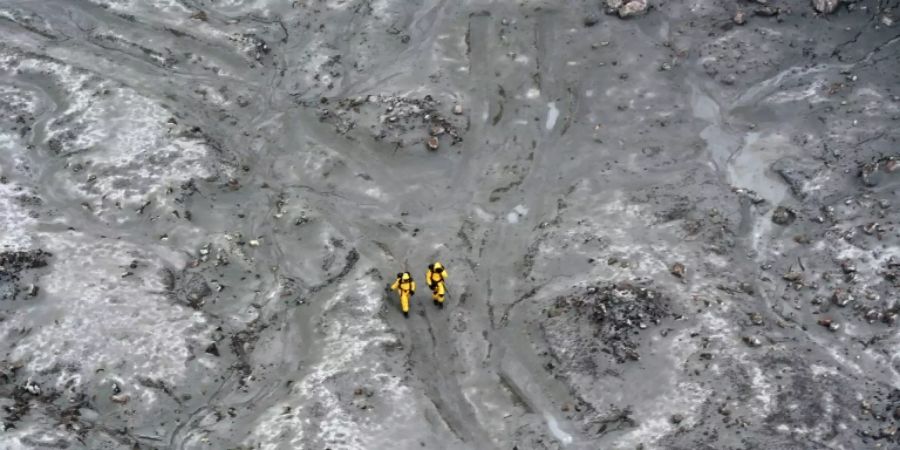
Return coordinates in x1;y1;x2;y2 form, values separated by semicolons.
832;289;854;307
0;250;51;272
733;10;747;25
670;262;685;278
841;261;857;274
772;206;796;225
426;136;439;151
606;0;649;18
743;336;762;347
818;317;841;332
812;0;841;14
549;281;670;363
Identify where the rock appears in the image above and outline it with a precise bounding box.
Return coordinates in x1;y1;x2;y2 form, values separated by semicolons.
24;380;40;395
859;161;887;187
111;393;130;404
620;0;648;17
832;289;853;307
893;406;900;420
880;426;897;438
755;6;779;16
670;262;685;278
671;413;684;424
743;336;762;347
606;0;649;18
733;10;746;25
865;309;882;323
248;239;260;247
772;158;817;199
185;275;212;307
841;261;857;274
27;284;38;297
783;271;803;282
749;312;764;326
205;343;220;357
452;104;463;115
430;124;445;136
772;206;796;225
583;14;600;27
818;318;841;332
426;136;440;151
812;0;841;14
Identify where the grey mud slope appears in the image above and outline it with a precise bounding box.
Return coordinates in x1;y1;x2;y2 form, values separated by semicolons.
1;0;900;449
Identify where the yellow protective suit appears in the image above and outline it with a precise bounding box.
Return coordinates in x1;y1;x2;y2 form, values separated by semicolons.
390;273;416;315
426;263;448;305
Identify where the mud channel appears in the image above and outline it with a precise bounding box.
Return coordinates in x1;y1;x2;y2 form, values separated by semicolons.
1;0;900;449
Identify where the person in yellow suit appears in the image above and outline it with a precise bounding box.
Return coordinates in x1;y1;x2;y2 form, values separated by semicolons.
426;262;448;308
390;272;416;317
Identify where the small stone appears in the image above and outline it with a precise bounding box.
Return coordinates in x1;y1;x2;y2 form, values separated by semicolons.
583;14;600;27
832;289;854;307
880;426;897;438
25;380;40;395
452;104;463;115
248;239;260;247
893;406;900;420
772;206;796;225
862;222;879;235
743;336;762;347
430;124;445;136
718;405;732;416
749;313;764;326
883;15;895;27
783;271;803;282
812;0;841;14
205;343;220;357
755;6;779;16
111;393;130;404
671;413;684;424
670;262;685;278
865;309;882;323
733;10;746;25
618;0;649;18
841;261;857;274
426;136;440;151
27;284;38;297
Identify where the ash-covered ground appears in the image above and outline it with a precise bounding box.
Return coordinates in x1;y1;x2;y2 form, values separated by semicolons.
0;0;899;449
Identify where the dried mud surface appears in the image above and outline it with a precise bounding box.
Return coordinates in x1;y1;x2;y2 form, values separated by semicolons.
1;0;899;449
